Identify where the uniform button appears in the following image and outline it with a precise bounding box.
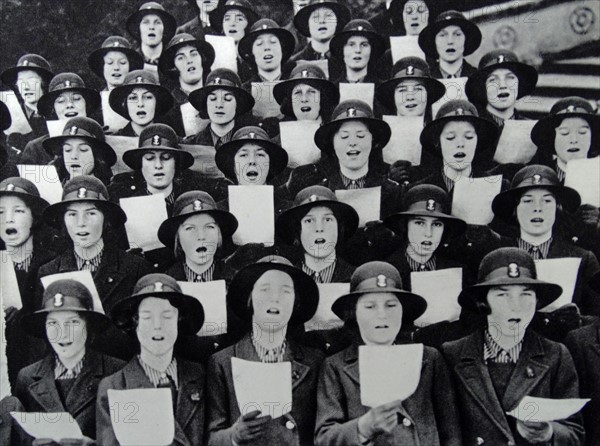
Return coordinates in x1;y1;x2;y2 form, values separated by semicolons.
508;442;515;446
476;438;484;445
131;185;136;190
213;342;220;350
402;418;412;427
107;277;113;283
285;420;295;430
467;242;473;247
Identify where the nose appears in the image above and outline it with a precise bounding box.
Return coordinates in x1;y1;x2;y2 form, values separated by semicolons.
376;304;387;319
5;209;15;223
424;222;433;237
315;218;324;232
153;157;163;169
152;314;163;329
76;213;86;227
247;152;257;165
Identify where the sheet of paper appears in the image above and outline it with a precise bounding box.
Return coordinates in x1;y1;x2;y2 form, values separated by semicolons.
338;83;375;110
432;77;468;117
1;91;32;135
46;120;67;137
1;306;11;399
105;135;138;176
390;36;426;63
535;257;581;312
336;187;381;227
180;101;210;137
507;397;590;422
0;251;21;309
17;164;63;204
120;194;168;252
382;115;423;166
206;35;238;73
251;82;283;120
228;185;275;245
412;268;462;327
231;358;292;419
180;144;223;178
305;283;349;332
359;344;423;407
108;388;174;446
11;412;82;441
101;90;128;133
279;120;321;168
178;280;228;336
452;175;502;225
565;157;600;207
493;120;537;164
41;270;104;314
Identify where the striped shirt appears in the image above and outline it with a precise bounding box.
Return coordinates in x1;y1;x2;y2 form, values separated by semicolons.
210;127;234;149
555;161;566;183
251;332;287;364
405;252;437;272
439;64;463;79
441;169;473;193
340;172;367;190
13;252;33;273
302;259;337;283
483;330;523;364
183;262;215;282
138;355;179;389
75;248;104;272
517;237;553;260
54;355;85;380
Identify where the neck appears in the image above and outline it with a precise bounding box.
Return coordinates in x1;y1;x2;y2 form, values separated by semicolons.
520;230;552;246
185;256;214;275
258;67;281;82
211;120;235;136
6;235;34;263
443;163;472;181
57;349;85;371
340;162;369;180
24;102;38;113
73;238;104;260
252;322;287;349
489;322;526;349
439;58;463;76
486;104;514;121
405;245;433;264
179;78;203;94
131;120;150;136
345;66;368;82
141;42;163;61
310;39;330;55
140;347;173;372
304;250;336;272
556;157;568;173
147;181;173;197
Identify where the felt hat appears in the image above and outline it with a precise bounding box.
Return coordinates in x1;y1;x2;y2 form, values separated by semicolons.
0;177;49;214
208;0;259;34
1;54;53;87
158;33;216;78
37;73;101;119
87;36;144;79
418;10;482;58
238;18;296;65
329;19;386;62
126;1;177;43
293;0;351;38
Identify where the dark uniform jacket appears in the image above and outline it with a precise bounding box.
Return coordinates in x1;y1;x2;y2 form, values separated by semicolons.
429;60;477;79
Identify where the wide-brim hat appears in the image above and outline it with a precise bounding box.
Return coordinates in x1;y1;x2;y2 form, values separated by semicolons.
420;99;499;157
157;190;239;248
458;247;563;312
491;164;581;222
110;273;205;336
466;49;538;104
158;33;216;78
238;19;296;65
0;100;12;132
294;0;351;37
329;19;386;62
42;117;117;166
37;73;101;119
276;185;359;244
384;184;466;238
122;123;194;171
531;96;600;150
1;54;54;87
108;69;174;120
43;175;127;229
188;68;255;119
227;255;319;324
208;0;259;34
126;2;177;43
216;126;288;182
22;279;111;338
418;10;482;58
0;177;49;213
315;99;391;153
88;36;145;79
376;56;446;112
331;261;427;325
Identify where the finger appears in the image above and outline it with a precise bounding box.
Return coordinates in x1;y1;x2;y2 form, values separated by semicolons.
241;410;262;421
245;415;272;427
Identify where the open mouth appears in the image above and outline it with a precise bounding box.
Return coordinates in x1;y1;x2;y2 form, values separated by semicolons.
69;163;82;169
567;147;580;153
405;103;417;109
112;73;122;78
410;22;419;27
76;231;90;237
267;308;280;315
530;218;544;223
346;150;360;157
374;324;389;329
446;48;456;54
454;152;466;160
148;33;157;38
245;170;259;180
318;26;328;32
314;238;326;245
263;54;274;62
497;91;510;99
5;228;18;235
153;172;165;178
187;66;196;72
300;106;312;113
508;318;521;324
151;335;164;341
65;111;78;118
196;246;208;253
228;29;238;35
421;241;432;247
136;111;147;118
58;342;73;348
353;56;363;61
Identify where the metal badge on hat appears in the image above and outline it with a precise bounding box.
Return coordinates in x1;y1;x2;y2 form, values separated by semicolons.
22;60;30;67
247;132;256;139
406;65;414;75
213;77;221;85
64;80;71;88
497;54;505;63
376;274;387;287
53;293;64;307
136;76;144;83
357;26;364;31
154;282;164;292
346;107;356;117
77;187;88;198
69;126;78;136
193;200;203;211
113;41;122;47
309;194;319;202
5;183;15;192
301;70;309;78
152;135;161;146
532;174;542;185
507;263;520;278
426;199;436;211
454;108;465;116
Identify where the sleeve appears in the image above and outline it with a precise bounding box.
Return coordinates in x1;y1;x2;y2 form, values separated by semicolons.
95;377;119;446
430;348;463;446
205;355;236;446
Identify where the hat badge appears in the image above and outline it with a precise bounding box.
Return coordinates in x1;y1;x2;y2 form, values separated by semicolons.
261;24;268;30
22;60;30;66
308;194;319;202
179;37;185;43
193;200;203;211
53;293;64;307
406;65;414;75
376;274;387;287
455;107;465;116
507;263;520;278
301;70;309;78
357;26;364;31
152;135;161;146
346;107;357;118
113;41;121;47
154;282;164;292
532;174;542;185
248;132;256;139
5;183;15;192
426;199;436;211
445;15;452;20
64;80;71;88
566;105;576;113
69;126;78;136
136;76;144;83
77;187;87;198
213;77;221;85
497;54;505;63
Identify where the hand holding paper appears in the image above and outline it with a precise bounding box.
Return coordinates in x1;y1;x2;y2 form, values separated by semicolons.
507;396;590;422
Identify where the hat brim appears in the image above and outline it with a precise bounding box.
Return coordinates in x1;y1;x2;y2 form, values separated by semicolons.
108;83;174;120
37;88;101;120
238;28;296;65
0;190;49;213
43;135;117;166
1;65;54;87
158;39;216;78
215;137;289;182
294;3;351;37
315;116;392;153
122;146;195;171
209;5;259;34
157;208;239;249
110;291;205;336
273;77;340;117
531;112;600;150
276;199;359;244
491;184;581;222
126;9;177;43
87;47;145;79
43;198;127;230
22;308;111;339
188;85;255;119
465;61;538;104
376;76;446;112
227;262;319;324
329;30;386;62
384;211;467;239
418;18;482;57
458;279;563;312
332;288;427;325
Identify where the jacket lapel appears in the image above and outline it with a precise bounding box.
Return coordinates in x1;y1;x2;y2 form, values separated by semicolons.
64;351;103;416
341;344;361;387
27;356;65;413
174;361;202;433
94;249;127;309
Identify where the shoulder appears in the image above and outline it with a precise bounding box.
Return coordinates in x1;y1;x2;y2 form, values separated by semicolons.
565;322;599;345
38;254;64;275
16;359;45;383
442;331;478;358
98;352;127;373
293;341;325;367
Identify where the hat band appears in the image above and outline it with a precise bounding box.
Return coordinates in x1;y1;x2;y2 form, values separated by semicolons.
292;72;323;81
50;83;84;92
482;265;536;282
353;276;399;292
140;136;178;149
394;67;427;78
135;283;181;295
178;201;218;215
208;78;238;88
42;294;93;312
556;106;590;114
62;189;107;201
19;62;45;69
514;178;557;188
1;185;30;194
62;127;97;139
406;200;445;214
298;194;335;206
